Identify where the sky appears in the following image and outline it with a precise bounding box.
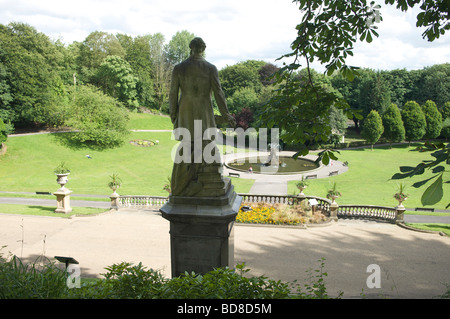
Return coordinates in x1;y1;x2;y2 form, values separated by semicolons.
0;0;448;72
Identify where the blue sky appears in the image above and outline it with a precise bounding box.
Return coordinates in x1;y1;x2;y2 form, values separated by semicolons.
1;0;448;71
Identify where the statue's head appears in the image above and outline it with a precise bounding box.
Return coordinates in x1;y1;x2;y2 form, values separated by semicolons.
189;37;206;55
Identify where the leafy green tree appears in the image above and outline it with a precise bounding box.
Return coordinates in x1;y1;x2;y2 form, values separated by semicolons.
0;61;13;122
77;31;125;84
219;60;266;97
0;118;8;144
382;104;405;148
441;101;450;139
420;64;450;108
421;100;442;140
96;55;139;110
361;110;384;151
118;34;155;108
380;69;414;108
164;30;195;66
265;0;447;163
149;33;171;112
64;85;129;149
0;22;67;128
401;101;426;144
358;72;391;118
227;87;259;115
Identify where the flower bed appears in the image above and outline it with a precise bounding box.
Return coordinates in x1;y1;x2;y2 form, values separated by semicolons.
236;202;328;226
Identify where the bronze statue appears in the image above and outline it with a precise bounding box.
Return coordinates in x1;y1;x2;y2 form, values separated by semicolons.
169;37;235;197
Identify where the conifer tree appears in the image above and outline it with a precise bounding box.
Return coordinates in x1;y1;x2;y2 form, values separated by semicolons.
361;110;384;151
382;104;405;148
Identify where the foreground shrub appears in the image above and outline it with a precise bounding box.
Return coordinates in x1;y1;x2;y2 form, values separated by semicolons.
0;251;337;299
0;253;67;298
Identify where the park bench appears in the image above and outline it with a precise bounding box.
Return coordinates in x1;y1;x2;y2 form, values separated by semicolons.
36;191;52;195
415;207;434;212
305;174;317;179
229;172;240;178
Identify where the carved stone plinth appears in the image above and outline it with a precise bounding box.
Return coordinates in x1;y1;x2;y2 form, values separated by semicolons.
53;188;72;214
160;181;242;277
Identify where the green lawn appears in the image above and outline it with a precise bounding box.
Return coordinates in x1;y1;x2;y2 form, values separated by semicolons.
127;112;172;130
0;203;107;217
0;130;254;197
288;144;449;210
1;113;448;211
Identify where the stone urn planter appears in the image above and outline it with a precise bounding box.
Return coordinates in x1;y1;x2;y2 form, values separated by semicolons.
108;173;122;210
53;162;72;214
394;184;408;210
56;173;70;190
296;177;309;198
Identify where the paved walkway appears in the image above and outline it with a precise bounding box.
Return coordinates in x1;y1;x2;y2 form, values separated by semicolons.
0;207;449;298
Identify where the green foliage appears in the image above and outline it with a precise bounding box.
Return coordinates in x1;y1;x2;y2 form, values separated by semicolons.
359;73;391;117
96;55;139;109
227;87;259;115
421;100;442;139
392;142;449;208
0;251;337;299
219;60;266;97
441;101;450;139
401;101;426;143
382;104;405;146
0;253;67;299
361;110;384;149
385;0;450;41
0;118;9;144
164;30;195;66
0;22;68;128
63;85;130;149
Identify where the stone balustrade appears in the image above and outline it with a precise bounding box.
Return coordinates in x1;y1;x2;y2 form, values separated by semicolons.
115;193;404;223
118;195;168;208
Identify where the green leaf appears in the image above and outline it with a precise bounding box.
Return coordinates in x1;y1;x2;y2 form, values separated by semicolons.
421;173;443;206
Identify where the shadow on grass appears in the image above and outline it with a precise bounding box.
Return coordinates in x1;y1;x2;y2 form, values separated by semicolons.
27;205;54;212
50;132;124;152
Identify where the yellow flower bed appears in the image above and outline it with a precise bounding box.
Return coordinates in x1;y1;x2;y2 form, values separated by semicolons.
236;203;327;225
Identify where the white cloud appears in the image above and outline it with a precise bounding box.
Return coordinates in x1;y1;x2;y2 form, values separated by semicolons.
0;0;448;71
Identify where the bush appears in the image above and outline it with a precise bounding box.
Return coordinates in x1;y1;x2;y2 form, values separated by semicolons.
0;251;337;299
0;253;67;298
64;85;130;149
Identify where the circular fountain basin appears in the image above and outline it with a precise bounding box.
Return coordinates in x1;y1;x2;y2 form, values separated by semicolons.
225;155;320;175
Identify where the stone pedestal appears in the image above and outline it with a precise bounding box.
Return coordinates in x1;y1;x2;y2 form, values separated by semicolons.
110;192;120;210
395;206;405;224
160;179;242;278
53;188;72;214
329;202;339;221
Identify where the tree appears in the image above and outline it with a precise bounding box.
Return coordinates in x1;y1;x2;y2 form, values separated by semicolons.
358;72;391;118
418;64;450;107
77;31;125;83
227;87;259;115
361;110;384;151
401;101;426;144
95;55;139;110
149;33;171;112
259;63;280;86
64;85;129;149
117;34;155;108
441;101;450;140
0;22;67;128
264;0;448;164
164;30;195;66
382;104;405;148
219;60;265;97
421;100;442;140
0;118;9;145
